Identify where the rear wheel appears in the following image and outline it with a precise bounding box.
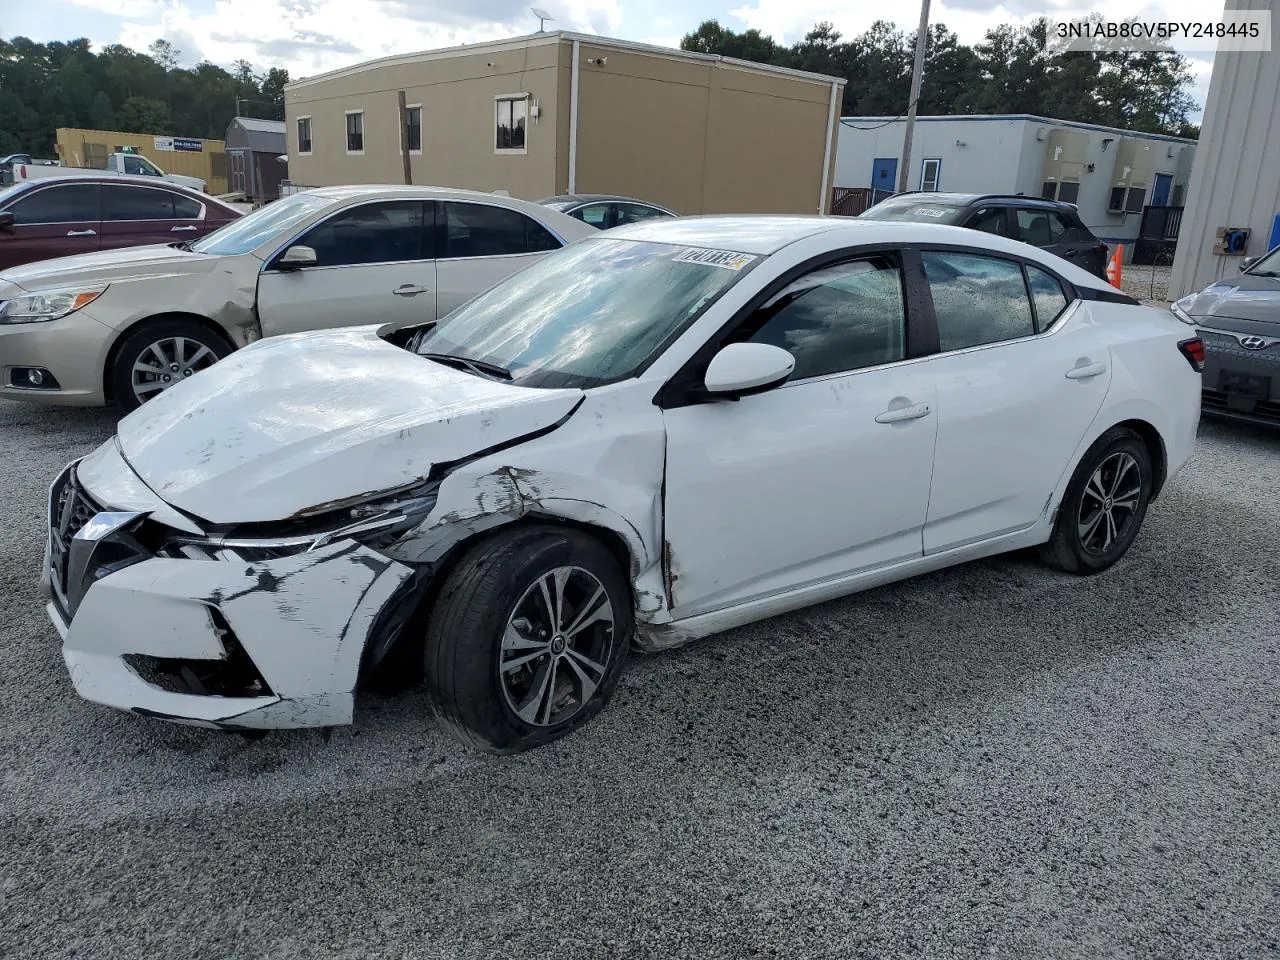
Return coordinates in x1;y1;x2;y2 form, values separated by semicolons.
424;526;631;754
108;319;233;412
1040;427;1153;574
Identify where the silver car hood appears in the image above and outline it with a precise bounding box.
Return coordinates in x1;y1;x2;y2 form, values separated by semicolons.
115;326;584;525
1180;274;1280;326
0;243;220;293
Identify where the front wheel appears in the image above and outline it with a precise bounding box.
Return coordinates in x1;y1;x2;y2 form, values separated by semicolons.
1040;426;1154;575
108;319;234;412
424;526;631;753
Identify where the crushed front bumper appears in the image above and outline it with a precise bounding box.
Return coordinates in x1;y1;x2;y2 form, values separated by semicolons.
44;464;415;730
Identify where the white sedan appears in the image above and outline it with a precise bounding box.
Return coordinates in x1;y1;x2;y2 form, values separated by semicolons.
44;218;1202;752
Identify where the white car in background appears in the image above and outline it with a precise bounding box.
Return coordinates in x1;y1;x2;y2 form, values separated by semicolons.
0;185;595;409
44;218;1202;752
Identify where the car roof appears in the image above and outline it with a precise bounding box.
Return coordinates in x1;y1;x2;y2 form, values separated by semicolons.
540;194;659;205
306;184;517;202
879;192;1071;211
12;173;209;194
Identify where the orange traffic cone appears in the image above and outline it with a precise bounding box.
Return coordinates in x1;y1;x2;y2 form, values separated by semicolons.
1105;244;1124;288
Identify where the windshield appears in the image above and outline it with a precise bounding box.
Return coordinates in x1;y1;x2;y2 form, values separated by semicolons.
415;237;758;389
1245;245;1280;277
191;192;330;256
859;201;966;224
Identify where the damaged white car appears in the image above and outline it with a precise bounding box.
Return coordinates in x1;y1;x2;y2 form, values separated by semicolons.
45;218;1203;752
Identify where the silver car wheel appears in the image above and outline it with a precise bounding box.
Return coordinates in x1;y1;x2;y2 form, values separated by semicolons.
499;565;616;728
131;336;220;403
1077;451;1142;555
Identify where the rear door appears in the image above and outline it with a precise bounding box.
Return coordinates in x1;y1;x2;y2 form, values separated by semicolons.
1012;206;1098;271
434;201;562;317
256;199;436;336
0;182;101;270
99;183;205;250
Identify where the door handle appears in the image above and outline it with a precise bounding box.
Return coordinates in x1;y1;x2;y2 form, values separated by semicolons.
393;284;429;296
875;401;931;424
66;229;96;237
1062;249;1079;258
1065;360;1107;380
170;225;198;232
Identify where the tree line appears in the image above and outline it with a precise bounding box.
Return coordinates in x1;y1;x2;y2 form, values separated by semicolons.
0;37;289;157
682;18;1200;138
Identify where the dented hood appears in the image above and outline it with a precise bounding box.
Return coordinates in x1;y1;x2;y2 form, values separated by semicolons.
115;326;583;525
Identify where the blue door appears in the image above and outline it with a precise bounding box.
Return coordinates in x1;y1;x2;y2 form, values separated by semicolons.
1152;173;1173;207
871;158;898;192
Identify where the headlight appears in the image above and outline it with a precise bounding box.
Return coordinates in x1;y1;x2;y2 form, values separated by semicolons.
1170;298;1197;326
158;485;440;560
0;286;107;323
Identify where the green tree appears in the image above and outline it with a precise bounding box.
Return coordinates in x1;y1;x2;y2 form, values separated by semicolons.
117;96;171;134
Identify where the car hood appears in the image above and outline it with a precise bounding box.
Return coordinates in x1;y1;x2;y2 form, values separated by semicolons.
1180;274;1280;325
0;243;219;293
115;326;584;525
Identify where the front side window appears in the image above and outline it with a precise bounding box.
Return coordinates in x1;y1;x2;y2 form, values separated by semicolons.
923;251;1035;352
190;191;330;256
123;155;160;176
297;117;312;154
442;202;558;258
968;207;1009;236
405;106;422;152
415;238;755;388
8;184;100;224
741;256;906;381
495;97;527;152
346;112;364;153
1026;264;1070;330
293;201;426;267
103;185;177;220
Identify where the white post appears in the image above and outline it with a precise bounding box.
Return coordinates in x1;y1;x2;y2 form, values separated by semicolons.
819;81;839;214
568;39;580;194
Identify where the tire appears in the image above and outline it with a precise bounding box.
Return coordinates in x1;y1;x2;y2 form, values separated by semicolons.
1039;426;1154;575
424;525;632;754
108;318;234;412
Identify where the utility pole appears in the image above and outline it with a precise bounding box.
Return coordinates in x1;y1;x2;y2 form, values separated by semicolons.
897;0;931;194
397;90;413;185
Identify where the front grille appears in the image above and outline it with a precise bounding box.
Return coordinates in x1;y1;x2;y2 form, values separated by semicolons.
48;468;103;617
1199;331;1280;366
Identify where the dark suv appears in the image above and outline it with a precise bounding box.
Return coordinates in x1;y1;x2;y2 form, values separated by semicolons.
860;193;1109;278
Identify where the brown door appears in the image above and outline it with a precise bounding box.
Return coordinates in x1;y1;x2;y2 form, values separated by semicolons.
99;183;203;251
0;182;102;270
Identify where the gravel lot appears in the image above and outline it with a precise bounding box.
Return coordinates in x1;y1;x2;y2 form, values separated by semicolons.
2;400;1279;959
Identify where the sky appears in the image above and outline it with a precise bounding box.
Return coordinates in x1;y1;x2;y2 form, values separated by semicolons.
4;0;1217;117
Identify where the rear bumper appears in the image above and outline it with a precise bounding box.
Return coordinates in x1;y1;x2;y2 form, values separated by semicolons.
1199;329;1280;424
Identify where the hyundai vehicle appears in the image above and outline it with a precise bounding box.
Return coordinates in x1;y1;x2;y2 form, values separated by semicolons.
43;217;1201;753
860;193;1110;278
0;185;595;410
1172;243;1280;424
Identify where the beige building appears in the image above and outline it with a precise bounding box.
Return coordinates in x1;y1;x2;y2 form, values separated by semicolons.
283;33;844;215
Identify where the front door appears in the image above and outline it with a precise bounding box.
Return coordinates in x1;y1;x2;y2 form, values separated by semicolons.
0;182;101;270
661;252;937;619
1152;173;1173;207
871;158;898;194
917;250;1110;553
256;199;436;336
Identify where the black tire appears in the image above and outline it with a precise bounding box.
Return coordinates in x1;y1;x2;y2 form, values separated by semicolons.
424;525;631;754
108;318;234;412
1039;426;1154;575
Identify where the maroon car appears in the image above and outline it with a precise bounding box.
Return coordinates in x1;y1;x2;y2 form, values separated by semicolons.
0;176;242;270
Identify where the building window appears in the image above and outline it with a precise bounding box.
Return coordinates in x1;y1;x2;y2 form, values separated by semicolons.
296;116;312;155
919;158;941;192
495;96;528;153
405;105;422;154
1041;181;1058;199
1108;186;1127;212
1125;186;1146;213
345;111;364;154
1057;181;1080;204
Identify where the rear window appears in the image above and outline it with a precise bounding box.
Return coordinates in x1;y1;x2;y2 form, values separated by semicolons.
860;202;967;225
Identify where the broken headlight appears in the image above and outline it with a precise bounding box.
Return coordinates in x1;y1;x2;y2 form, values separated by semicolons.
158;485;440;561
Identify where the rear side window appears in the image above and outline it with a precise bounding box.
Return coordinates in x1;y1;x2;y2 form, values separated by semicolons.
172;194;203;219
295;200;426;267
8;184;100;224
442;202;560;258
742;255;906;380
1026;265;1070;330
923;251;1035;351
573;204;611;228
1014;208;1068;246
103;185;179;220
615;203;670;225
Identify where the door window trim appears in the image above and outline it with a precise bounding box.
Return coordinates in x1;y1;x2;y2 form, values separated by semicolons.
261;198;435;273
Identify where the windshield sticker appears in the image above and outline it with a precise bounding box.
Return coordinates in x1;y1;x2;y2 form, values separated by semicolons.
911;206;950;218
675;248;758;270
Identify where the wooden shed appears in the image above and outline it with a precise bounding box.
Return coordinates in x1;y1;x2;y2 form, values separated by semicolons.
225;117;288;201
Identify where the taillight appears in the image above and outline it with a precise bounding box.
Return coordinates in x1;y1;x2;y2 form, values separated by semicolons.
1178;337;1205;372
17;165;25;178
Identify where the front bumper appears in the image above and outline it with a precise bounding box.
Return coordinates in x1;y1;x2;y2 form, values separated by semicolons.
1198;329;1280;425
0;308;113;405
45;465;415;729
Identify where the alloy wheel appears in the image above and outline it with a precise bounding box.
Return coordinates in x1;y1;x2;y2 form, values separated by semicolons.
499;565;617;728
131;336;220;403
1077;451;1142;556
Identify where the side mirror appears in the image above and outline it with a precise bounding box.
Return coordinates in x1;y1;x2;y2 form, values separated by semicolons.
0;211;14;232
277;244;317;270
703;342;795;398
1242;256;1257;271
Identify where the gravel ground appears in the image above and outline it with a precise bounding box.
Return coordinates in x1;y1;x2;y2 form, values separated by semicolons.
2;401;1279;959
1121;263;1172;307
